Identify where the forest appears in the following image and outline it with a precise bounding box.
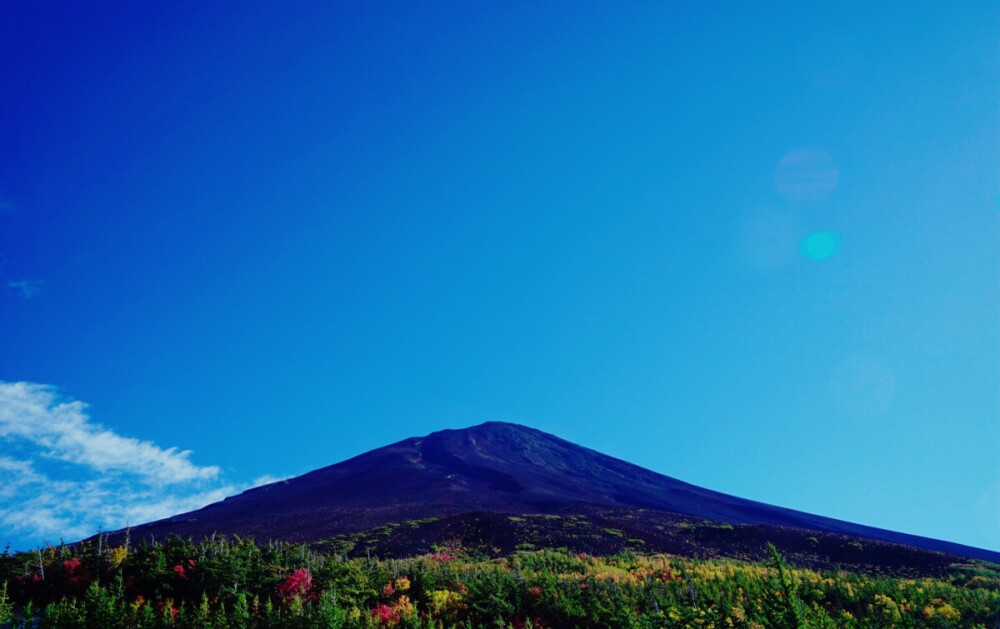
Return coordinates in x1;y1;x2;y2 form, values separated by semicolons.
1;533;998;628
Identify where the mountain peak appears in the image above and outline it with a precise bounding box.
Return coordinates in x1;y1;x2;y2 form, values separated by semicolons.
424;420;551;440
113;422;1000;564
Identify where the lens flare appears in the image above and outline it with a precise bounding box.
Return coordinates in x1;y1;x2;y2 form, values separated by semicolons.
799;231;841;260
775;149;839;203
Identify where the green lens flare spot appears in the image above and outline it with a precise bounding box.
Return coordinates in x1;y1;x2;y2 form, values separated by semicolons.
800;231;841;260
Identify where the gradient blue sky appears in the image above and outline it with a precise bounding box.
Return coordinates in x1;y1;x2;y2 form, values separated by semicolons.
1;2;998;553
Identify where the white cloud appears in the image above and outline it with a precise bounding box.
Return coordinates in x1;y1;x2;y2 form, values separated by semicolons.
250;474;287;488
0;382;218;484
7;279;43;299
0;381;243;549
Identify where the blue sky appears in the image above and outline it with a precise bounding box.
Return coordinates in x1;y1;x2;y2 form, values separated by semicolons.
1;2;997;553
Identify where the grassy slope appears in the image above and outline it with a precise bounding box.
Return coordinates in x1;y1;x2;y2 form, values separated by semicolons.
319;508;972;579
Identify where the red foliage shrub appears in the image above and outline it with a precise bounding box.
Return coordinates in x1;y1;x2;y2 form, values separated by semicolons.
371;603;398;624
277;568;313;601
62;558;82;575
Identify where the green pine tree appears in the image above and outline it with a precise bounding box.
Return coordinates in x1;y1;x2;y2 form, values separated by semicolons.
758;543;807;629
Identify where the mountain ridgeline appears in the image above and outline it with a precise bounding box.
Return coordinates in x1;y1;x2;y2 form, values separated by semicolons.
111;422;998;569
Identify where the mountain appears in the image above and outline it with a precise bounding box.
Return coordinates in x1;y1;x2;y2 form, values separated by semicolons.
111;422;999;567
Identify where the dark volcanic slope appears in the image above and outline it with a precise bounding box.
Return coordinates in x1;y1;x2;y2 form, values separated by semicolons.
118;422;999;563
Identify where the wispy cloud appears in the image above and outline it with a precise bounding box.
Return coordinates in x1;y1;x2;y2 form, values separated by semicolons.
0;382;241;549
7;279;43;299
250;474;287;488
0;382;218;483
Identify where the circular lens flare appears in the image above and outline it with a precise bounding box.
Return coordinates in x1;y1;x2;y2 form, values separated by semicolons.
800;231;841;260
775;149;839;203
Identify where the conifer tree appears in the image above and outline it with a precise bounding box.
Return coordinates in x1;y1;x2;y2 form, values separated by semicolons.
758;543;807;629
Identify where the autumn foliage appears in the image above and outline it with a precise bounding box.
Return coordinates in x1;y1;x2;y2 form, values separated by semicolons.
0;534;996;628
